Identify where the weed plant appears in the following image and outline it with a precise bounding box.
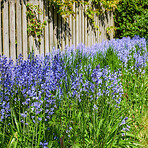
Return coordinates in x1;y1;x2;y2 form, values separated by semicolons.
0;36;147;148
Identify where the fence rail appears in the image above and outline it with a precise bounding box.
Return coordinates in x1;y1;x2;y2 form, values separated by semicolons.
0;0;114;61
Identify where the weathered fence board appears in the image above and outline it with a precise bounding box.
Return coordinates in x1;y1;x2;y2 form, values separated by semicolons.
61;15;65;50
44;0;49;53
0;0;114;61
22;0;28;60
53;8;57;49
49;5;54;51
84;5;87;46
72;3;75;47
69;14;72;47
2;0;9;58
16;0;22;57
9;0;16;62
65;18;69;47
75;3;78;47
39;0;44;55
81;3;84;45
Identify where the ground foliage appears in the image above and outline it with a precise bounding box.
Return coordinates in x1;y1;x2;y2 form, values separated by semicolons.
0;36;147;147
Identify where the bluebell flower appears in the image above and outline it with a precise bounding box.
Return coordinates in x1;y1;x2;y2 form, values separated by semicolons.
20;113;27;118
93;104;98;111
40;141;48;148
120;117;128;126
38;117;42;121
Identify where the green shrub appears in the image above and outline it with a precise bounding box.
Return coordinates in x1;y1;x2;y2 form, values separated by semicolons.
114;0;148;39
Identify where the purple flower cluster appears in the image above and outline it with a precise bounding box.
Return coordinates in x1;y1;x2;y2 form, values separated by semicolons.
0;53;65;123
0;36;146;144
120;117;130;136
75;35;147;69
91;65;123;106
40;140;48;148
0;56;14;121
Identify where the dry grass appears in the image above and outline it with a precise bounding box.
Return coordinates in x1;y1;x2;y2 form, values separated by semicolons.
132;106;148;148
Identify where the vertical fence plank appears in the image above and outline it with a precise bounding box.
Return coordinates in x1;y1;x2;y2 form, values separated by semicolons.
90;24;93;46
103;13;106;41
49;5;53;51
69;14;72;47
53;7;57;49
61;17;65;50
97;14;101;43
78;3;81;44
2;0;9;57
81;2;84;45
44;0;49;54
88;18;92;47
27;0;33;54
87;18;89;46
96;13;98;43
57;14;62;49
72;3;75;48
30;0;39;56
87;1;92;47
99;14;102;43
96;14;100;43
65;18;69;47
110;11;114;39
91;5;94;45
39;0;44;55
84;4;87;46
95;13;97;43
16;0;22;57
104;12;107;41
75;3;79;47
93;14;96;44
9;0;16;62
0;0;2;55
22;0;27;60
92;28;94;45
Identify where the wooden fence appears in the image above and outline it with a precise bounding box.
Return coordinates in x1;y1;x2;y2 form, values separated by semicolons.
0;0;114;61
